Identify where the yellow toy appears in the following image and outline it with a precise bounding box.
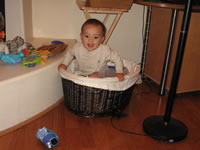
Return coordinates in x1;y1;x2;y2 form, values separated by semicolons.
31;50;50;64
0;31;5;39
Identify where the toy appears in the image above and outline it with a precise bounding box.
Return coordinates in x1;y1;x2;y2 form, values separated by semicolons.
22;54;41;67
37;43;68;57
36;127;59;149
0;40;9;54
31;49;50;64
0;36;35;55
0;12;5;40
0;51;24;64
0;31;5;39
6;36;27;54
51;40;64;44
22;49;29;57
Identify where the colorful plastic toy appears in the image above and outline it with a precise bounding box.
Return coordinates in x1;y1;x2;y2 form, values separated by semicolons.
36;127;59;149
51;40;64;44
0;31;5;39
22;48;29;57
31;49;50;64
0;12;5;40
22;54;41;67
0;51;24;64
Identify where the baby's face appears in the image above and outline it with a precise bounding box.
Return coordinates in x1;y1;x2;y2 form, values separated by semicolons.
80;24;105;51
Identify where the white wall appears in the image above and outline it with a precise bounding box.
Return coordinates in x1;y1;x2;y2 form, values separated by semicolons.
32;0;145;63
5;0;145;63
22;0;33;42
5;0;25;40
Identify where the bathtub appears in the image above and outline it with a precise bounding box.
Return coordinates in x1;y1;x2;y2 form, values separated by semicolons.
0;38;76;134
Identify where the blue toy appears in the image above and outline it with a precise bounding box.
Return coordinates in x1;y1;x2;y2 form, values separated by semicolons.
36;127;59;149
0;51;24;64
51;40;64;44
108;65;115;69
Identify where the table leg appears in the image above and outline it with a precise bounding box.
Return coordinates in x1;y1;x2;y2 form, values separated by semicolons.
103;14;110;24
103;13;122;44
159;9;178;96
83;9;91;20
141;6;152;77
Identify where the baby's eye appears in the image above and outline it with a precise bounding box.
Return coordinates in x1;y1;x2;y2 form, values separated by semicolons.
94;36;99;39
84;35;89;38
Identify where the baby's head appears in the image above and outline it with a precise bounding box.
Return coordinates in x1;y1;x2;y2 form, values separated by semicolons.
80;19;106;51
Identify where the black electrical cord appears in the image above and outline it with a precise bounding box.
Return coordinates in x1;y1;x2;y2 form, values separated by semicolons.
110;116;147;136
110;116;168;141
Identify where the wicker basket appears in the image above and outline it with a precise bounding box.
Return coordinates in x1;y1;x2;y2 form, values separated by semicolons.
60;59;140;117
62;78;134;117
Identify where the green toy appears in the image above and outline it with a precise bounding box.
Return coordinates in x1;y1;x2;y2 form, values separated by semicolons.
23;54;41;67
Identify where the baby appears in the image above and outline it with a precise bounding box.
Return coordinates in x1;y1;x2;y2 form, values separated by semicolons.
58;18;125;81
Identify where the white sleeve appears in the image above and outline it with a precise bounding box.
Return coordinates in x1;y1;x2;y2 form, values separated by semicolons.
62;46;75;66
107;47;123;73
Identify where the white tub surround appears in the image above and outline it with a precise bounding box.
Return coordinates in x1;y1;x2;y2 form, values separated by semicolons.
0;38;76;132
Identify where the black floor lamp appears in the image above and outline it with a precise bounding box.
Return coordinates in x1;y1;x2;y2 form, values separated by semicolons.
143;0;193;142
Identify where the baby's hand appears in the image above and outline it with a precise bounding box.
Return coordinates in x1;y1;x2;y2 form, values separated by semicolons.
116;73;125;81
58;64;67;71
89;72;99;78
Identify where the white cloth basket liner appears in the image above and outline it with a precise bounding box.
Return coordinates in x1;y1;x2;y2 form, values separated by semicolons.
59;59;141;91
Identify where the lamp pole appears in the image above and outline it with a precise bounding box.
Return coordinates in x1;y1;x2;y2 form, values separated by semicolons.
143;0;193;142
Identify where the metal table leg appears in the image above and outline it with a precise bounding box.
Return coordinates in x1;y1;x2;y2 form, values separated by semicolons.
141;6;152;77
159;9;178;96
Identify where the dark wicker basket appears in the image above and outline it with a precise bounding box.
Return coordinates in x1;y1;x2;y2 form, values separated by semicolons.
62;78;134;117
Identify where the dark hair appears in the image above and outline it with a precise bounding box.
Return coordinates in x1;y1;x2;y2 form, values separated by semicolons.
81;18;106;37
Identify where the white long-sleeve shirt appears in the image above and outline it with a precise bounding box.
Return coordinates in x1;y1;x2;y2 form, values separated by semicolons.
63;42;123;76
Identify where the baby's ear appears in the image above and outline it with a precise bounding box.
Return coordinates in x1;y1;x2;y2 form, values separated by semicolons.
80;33;83;40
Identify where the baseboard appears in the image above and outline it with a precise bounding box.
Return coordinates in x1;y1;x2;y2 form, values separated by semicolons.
0;97;64;137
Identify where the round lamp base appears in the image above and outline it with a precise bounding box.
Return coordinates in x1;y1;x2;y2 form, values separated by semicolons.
143;115;188;142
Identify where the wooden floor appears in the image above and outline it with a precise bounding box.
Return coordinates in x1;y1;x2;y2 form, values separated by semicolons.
0;79;200;150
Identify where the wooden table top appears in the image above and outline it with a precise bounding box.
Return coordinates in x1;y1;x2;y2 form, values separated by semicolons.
76;0;134;12
134;0;200;11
